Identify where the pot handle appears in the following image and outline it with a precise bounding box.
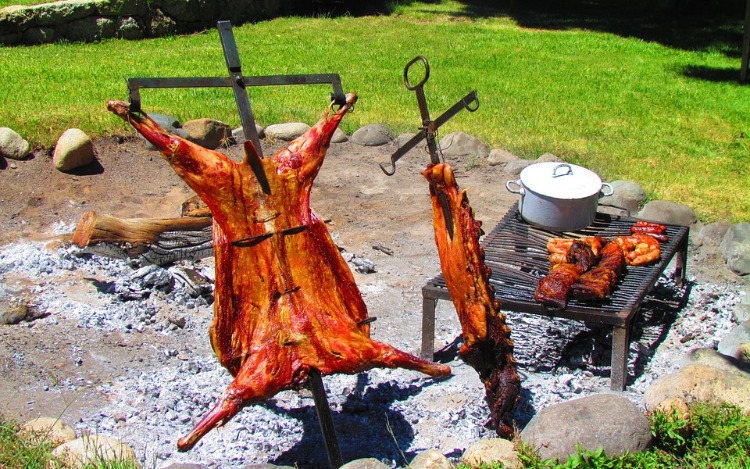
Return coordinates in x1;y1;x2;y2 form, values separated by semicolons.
505;179;525;195
600;182;614;198
552;163;573;177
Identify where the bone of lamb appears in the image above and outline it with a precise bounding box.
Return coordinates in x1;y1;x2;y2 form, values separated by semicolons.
107;95;450;451
422;162;520;437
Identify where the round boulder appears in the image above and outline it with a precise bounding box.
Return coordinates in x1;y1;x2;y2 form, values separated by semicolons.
351;124;394;146
265;122;310;142
51;435;141;468
53;128;95;171
182;118;233;149
438;131;489;163
719;222;750;276
339;458;391;469
602;180;646;215
487;148;519;167
520;394;652;464
461;438;520;469
20;416;76;445
718;320;750;361
410;448;453;469
636;200;697;227
0;127;31;160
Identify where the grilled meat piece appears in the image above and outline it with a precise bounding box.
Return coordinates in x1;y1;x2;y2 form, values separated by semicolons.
108;96;450;451
630;221;669;242
547;236;604;264
535;262;584;309
423;162;520;438
612;232;661;266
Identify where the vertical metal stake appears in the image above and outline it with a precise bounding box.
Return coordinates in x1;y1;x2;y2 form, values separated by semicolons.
309;368;344;468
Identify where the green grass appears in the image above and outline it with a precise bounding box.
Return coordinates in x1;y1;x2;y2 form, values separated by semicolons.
0;0;42;8
1;1;749;222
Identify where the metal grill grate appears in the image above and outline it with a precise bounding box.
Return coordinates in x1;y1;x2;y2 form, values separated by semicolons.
421;202;689;390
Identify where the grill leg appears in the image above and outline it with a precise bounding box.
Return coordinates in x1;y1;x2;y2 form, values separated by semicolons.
421;293;438;360
610;325;631;391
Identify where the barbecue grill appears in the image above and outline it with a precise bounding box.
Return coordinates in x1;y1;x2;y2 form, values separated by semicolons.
421;203;689;390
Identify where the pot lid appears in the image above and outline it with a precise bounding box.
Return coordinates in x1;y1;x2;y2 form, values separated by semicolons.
519;162;603;199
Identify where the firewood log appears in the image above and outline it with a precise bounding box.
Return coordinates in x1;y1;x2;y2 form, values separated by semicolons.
72;210;213;265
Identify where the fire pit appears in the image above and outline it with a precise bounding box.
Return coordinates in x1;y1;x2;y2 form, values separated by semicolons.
421;203;689;390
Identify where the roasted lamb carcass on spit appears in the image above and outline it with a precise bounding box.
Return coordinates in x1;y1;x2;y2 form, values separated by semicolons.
107;94;450;451
423;163;520;437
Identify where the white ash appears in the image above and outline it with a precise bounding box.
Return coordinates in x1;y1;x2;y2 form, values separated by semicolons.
0;241;743;468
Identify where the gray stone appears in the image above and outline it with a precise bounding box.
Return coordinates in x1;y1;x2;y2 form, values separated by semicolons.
351;124;393;146
0;127;31;160
149;8;177;36
503;158;535;175
242;464;295;469
736;294;750;323
36;0;95;26
95;0;150;17
461;438;520;468
230;125;265;145
718;320;750;360
487;148;519;167
410;448;453;469
22;26;55;44
339;458;390;469
521;394;651;464
331;128;348;143
265;122;310;142
644;361;750;413
0;304;28;325
182;118;233;150
51;435;141;468
21;417;76;445
600;180;646;216
117;16;144;40
142;114;187;150
719;222;750;275
693;221;732;248
60;16;116;42
438;131;489;161
161;464;209;469
636;200;697;227
394;132;418;151
536;152;563;163
53;128;95;171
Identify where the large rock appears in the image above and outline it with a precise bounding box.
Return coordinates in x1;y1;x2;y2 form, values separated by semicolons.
718;320;750;360
438;131;489;163
20;416;76;445
644;354;750;413
51;435;141;468
599;180;646;216
265;122;310;141
461;438;520;469
182;118;233;150
503;158;535;176
339;458;390;469
351;124;393;146
0;127;31;160
487;148;519;167
53;128;95;171
520;394;652;463
636;200;697;227
693;221;732;248
331;128;348;143
410;448;453;469
719;222;750;276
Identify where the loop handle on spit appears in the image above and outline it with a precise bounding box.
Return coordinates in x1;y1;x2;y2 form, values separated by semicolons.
552;163;573;178
404;55;430;90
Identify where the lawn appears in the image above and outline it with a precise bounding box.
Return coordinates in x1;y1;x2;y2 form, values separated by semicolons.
1;0;748;222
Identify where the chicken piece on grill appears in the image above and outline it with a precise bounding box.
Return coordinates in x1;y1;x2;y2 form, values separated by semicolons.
423;162;520;438
107;95;451;451
612;232;661;266
547;236;605;265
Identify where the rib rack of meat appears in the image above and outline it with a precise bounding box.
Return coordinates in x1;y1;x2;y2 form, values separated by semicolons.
423;162;520;437
107;94;450;451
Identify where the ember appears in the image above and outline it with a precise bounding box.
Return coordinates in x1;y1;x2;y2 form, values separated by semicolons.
107;94;450;451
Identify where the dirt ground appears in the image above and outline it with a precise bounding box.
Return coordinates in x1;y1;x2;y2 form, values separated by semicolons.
0;135;518;426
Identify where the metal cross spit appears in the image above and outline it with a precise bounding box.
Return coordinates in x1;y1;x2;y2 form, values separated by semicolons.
123;21;345;468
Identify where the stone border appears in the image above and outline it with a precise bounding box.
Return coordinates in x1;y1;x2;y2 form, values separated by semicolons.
0;0;285;46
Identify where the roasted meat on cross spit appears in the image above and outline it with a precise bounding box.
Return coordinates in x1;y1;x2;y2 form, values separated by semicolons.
107;93;450;451
423;163;521;437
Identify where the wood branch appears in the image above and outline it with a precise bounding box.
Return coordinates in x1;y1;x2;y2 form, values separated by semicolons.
72;211;213;265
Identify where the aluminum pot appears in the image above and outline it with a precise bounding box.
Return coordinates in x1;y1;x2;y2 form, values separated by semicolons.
505;162;614;231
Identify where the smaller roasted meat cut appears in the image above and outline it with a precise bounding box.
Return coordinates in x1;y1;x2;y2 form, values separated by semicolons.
423;163;520;437
570;242;625;301
108;94;450;451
